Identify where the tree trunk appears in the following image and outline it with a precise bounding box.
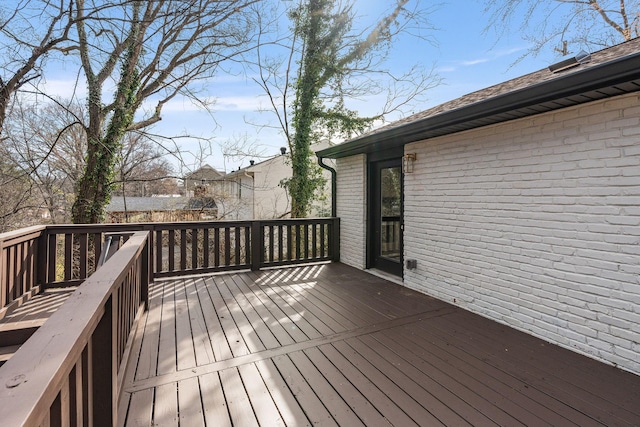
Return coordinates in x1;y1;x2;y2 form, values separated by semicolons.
71;3;142;224
290;0;327;218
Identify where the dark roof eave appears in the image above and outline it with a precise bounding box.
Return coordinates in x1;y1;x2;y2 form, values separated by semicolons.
317;51;640;159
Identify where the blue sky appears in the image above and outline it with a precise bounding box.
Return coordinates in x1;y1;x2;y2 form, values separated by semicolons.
39;1;567;174
156;0;560;174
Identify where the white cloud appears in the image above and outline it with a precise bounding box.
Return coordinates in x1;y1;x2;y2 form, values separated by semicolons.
460;58;490;66
437;66;457;73
214;96;268;111
38;78;88;100
149;94;268;113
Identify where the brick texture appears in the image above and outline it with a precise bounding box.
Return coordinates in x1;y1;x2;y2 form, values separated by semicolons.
336;155;367;269
398;93;640;374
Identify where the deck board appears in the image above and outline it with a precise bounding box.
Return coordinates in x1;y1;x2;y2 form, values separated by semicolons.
426;312;639;425
375;326;568;426
177;377;205;427
153;382;178;426
205;276;252;357
238;362;286;427
0;288;74;326
378;329;550;425
194;275;233;361
156;280;177;376
219;366;260;426
253;358;310;426
119;262;640;426
199;372;232;427
174;280;197;371
313;343;419;426
235;272;312;343
330;339;442;426
133;279;163;381
183;278;216;366
251;271;339;337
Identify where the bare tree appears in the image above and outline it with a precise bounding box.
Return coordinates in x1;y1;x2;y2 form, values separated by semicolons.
0;0;74;136
2;99;85;223
484;0;640;59
251;0;440;217
0;154;38;231
114;131;178;197
2;98;177;223
69;0;261;223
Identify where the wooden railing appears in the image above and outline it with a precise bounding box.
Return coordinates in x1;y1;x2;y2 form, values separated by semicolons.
0;225;46;320
40;224;149;289
0;231;150;427
152;218;339;277
1;218;339;313
0;218;339;424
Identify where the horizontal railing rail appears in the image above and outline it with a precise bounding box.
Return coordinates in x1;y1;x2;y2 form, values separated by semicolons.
0;230;150;426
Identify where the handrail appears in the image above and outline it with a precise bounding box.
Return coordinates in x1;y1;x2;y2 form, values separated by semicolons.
0;230;150;426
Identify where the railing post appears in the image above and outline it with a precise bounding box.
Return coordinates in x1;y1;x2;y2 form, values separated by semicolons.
141;237;150;311
142;225;153;311
37;228;48;289
331;218;340;262
251;221;262;271
91;295;116;426
0;236;5;309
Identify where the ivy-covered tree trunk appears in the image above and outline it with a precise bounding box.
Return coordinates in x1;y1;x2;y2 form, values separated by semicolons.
71;139;112;224
285;0;412;218
289;0;328;218
68;0;257;223
71;2;142;224
72;76;140;224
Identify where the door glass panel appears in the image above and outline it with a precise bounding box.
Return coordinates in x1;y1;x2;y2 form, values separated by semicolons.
380;166;401;261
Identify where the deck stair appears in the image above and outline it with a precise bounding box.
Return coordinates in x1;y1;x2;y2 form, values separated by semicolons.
0;289;74;366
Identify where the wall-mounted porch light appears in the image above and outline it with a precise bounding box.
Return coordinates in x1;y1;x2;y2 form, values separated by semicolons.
402;153;416;173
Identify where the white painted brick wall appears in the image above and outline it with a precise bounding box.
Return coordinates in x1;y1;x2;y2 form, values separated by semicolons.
403;93;640;375
336;155;367;269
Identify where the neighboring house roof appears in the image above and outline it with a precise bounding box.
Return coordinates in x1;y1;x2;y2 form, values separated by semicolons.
224;141;332;176
317;38;640;159
107;196;213;212
224;155;284;178
183;164;224;181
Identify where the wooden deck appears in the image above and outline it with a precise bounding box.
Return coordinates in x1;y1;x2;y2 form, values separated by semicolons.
118;262;640;426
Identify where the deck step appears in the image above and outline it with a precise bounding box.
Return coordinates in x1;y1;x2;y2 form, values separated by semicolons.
0;290;75;366
0;320;46;366
0;344;22;367
0;319;45;347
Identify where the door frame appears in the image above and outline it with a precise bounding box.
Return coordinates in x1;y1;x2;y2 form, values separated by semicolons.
367;156;403;277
